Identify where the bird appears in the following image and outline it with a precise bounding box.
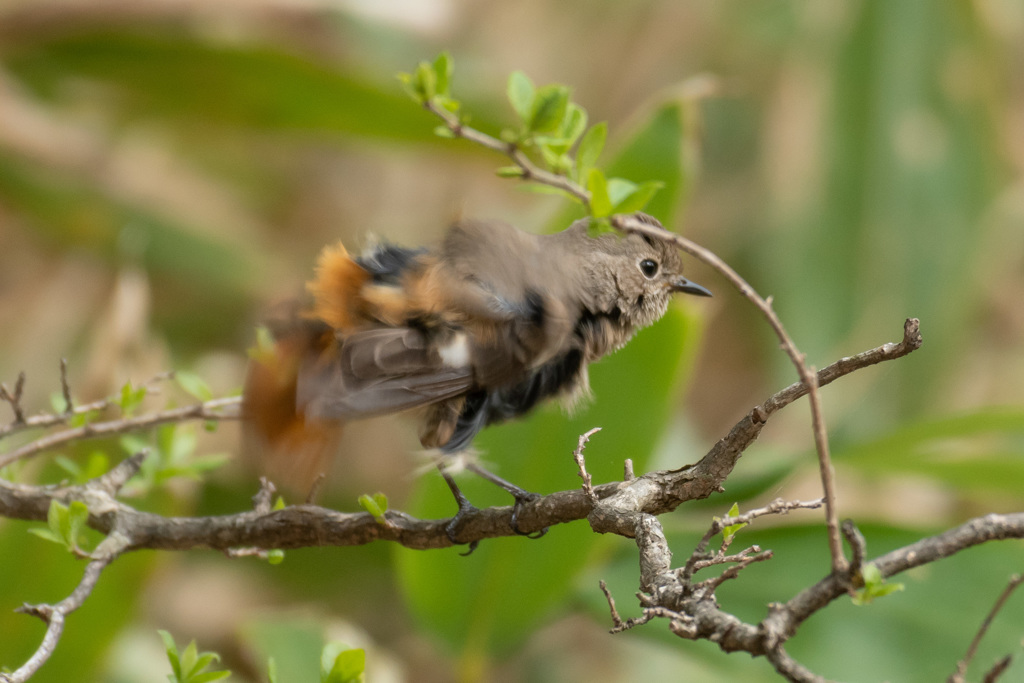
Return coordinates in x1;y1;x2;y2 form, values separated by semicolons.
243;212;710;544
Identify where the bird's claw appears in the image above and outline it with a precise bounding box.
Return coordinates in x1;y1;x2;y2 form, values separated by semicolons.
510;492;548;539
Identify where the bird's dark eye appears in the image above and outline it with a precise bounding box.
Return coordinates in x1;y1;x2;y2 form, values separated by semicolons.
639;259;659;278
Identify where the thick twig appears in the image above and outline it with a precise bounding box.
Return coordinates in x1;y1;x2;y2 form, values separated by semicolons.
0;533;128;683
0;396;241;469
948;573;1024;683
613;213;854;574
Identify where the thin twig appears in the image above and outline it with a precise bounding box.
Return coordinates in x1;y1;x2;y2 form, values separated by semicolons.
681;499;823;584
423;100;591;207
599;579;624;630
948;574;1024;683
0;371;176;440
0;372;27;424
59;359;73;415
0;397;241;469
841;519;867;575
573;427;601;503
612;213;849;575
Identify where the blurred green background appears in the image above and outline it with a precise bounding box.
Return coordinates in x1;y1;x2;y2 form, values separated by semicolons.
1;1;1023;681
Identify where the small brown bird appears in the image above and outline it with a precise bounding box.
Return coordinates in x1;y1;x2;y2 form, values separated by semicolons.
244;212;710;540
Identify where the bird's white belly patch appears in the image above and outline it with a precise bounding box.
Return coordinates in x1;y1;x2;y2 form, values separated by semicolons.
439;333;471;368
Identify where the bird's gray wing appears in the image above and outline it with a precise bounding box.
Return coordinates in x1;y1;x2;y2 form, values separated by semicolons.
298;328;473;419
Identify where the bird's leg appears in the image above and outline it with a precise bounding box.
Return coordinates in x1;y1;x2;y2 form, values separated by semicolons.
465;462;548;539
437;462;480;555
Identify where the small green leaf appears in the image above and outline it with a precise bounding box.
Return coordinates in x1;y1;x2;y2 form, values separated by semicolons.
27;528;65;545
561;103;588;145
267;657;279;683
528;84;570;134
606;178;639;206
496;166;526;178
432;51;452;96
358;492;388;522
118;381;146;416
267;549;285;565
396;72;419;102
611;180;664;214
322;644;365;683
507;71;535;122
720;502;748;542
587;168;612;217
176;371;213;402
433;125;455;139
55;456;82;479
159;630;182;679
189;672;231;683
415;61;436;101
272;496;286;511
575;122;607;180
48;499;69;539
852;563;905;605
67;500;89;547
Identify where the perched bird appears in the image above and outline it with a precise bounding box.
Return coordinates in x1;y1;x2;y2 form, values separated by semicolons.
243;212;710;540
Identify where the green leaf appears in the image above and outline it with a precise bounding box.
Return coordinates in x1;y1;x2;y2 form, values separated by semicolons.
606;178;638;206
574;122;607;181
561;103;588;145
433;125;455;139
720;502;748;542
603;101;687;223
189;672;231;683
852;563;905;606
414;61;436;101
267;549;285;565
159;630;182;679
248;326;277;364
528;84;570;134
27;528;65;545
267;657;279;683
586;168;612;217
176;371;213;402
322;645;365;683
118;381;146;416
506;71;535;122
357;492;388;522
611;180;664;214
432;51;452;96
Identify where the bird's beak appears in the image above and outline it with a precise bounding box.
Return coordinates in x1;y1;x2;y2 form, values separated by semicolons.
670;277;712;297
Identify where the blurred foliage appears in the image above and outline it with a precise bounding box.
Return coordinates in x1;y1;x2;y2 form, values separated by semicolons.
0;1;1023;682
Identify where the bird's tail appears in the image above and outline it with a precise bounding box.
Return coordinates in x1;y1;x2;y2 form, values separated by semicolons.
242;314;343;497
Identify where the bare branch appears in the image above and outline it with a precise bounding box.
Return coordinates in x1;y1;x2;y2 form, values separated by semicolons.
612;213;852;574
0;371;26;424
0;396;241;469
58;358;73;415
573;427;601;504
949;573;1024;683
599;579;625;630
0;533;128;683
0;371;175;441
